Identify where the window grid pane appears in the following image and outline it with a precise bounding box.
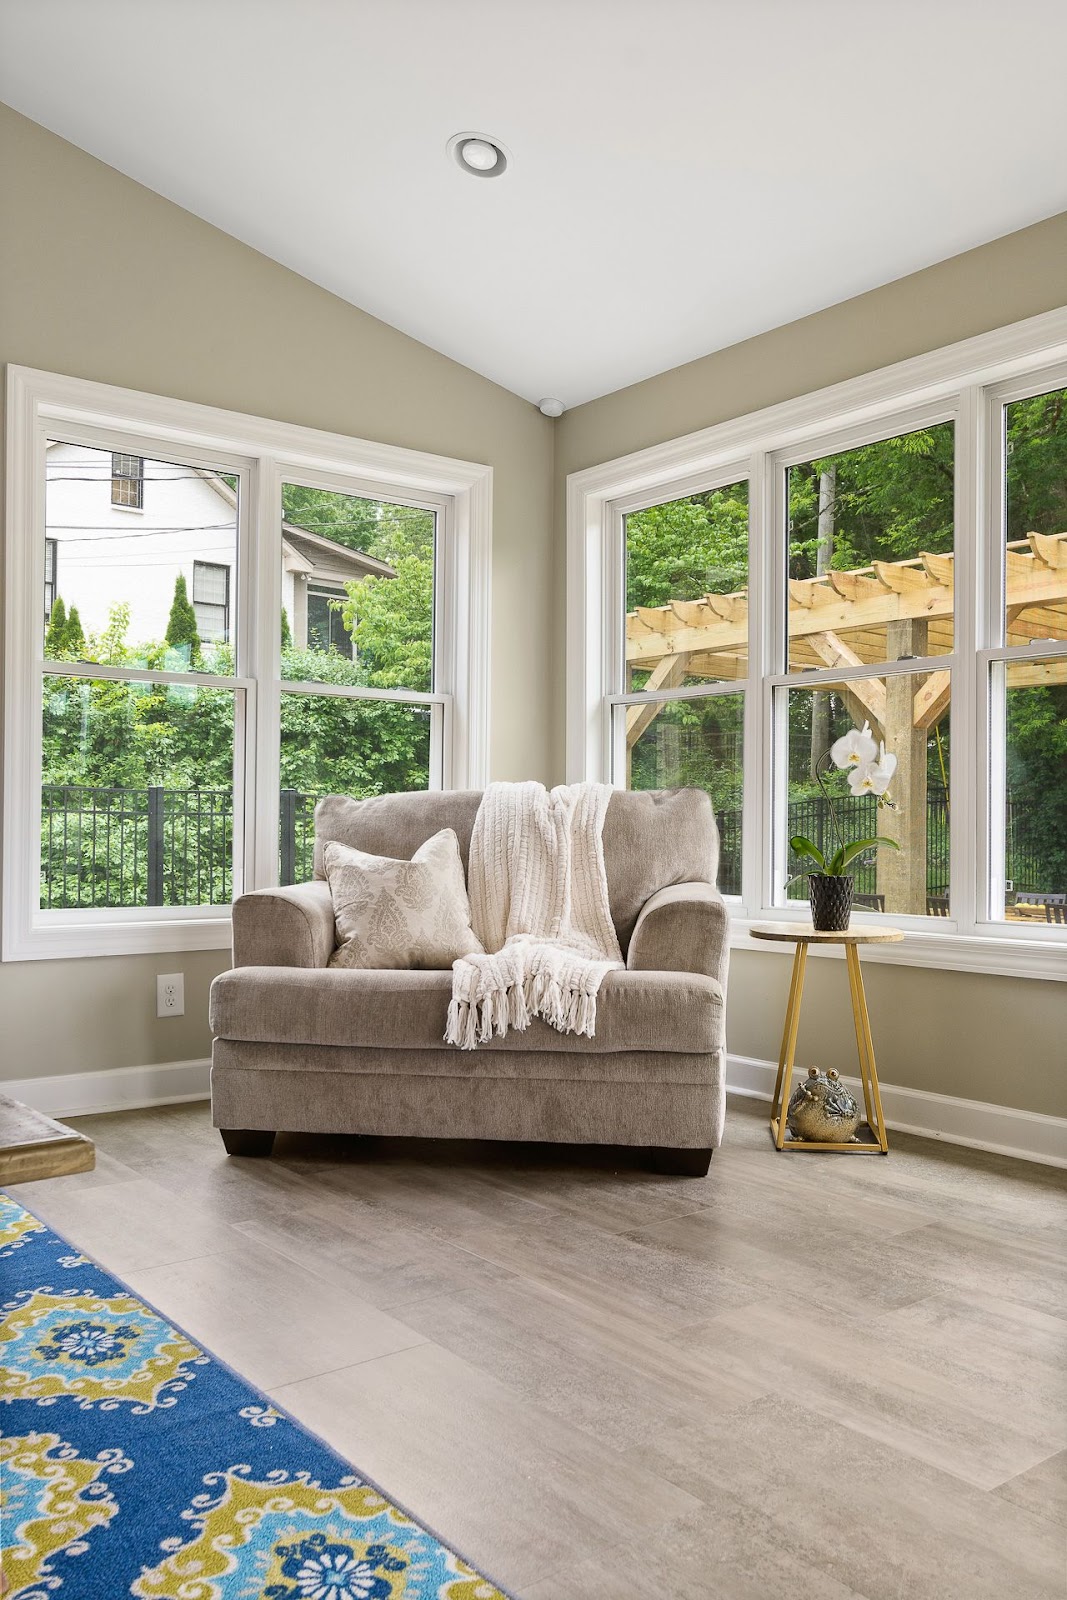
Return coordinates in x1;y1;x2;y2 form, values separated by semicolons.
617;692;743;896
624;481;749;688
40;674;236;910
278;691;434;883
281;482;435;690
46;439;236;674
781;674;950;918
786;423;955;670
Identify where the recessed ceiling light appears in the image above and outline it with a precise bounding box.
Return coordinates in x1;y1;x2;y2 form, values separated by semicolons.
447;132;509;179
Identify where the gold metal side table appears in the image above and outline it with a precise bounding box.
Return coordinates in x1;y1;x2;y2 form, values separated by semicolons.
750;925;903;1154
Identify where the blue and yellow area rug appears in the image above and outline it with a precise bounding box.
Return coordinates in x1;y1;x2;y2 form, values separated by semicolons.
0;1193;514;1600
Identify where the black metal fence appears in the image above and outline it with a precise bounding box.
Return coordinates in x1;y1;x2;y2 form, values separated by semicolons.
279;789;320;887
41;785;232;909
715;790;952;900
38;783;1052;909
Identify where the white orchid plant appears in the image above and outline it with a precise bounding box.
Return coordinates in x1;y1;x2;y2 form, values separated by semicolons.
789;721;901;879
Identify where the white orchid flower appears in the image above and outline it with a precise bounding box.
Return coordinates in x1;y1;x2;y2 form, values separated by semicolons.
847;741;897;796
830;721;878;770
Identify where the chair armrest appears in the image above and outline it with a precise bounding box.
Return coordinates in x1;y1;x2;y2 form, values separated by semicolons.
231;881;335;969
627;882;730;991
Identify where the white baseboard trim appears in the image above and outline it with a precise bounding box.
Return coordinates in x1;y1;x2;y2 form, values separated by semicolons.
727;1053;1067;1168
3;1059;211;1120
3;1054;1063;1170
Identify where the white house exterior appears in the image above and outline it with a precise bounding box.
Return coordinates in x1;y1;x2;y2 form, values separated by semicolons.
44;441;393;654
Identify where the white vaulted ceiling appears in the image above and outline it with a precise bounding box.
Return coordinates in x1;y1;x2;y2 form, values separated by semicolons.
2;0;1066;406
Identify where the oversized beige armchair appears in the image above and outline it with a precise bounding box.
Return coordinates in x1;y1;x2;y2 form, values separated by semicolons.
209;787;729;1176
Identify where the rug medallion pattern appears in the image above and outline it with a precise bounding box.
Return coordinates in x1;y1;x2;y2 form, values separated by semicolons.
0;1193;513;1599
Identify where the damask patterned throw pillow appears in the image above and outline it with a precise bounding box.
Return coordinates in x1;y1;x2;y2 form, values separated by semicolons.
324;829;484;970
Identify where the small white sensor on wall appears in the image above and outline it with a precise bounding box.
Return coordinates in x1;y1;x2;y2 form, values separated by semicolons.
538;398;565;418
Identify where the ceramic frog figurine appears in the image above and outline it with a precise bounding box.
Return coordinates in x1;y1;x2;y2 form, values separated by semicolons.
786;1066;861;1143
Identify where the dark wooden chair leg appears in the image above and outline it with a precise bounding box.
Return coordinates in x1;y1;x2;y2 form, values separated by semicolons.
647;1146;713;1177
219;1128;276;1158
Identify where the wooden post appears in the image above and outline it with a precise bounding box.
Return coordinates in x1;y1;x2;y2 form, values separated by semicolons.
877;621;928;915
809;467;835;773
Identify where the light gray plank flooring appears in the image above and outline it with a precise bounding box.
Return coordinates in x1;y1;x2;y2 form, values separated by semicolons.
6;1096;1066;1599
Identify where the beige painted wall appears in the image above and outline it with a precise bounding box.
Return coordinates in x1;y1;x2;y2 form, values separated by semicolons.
0;104;551;1083
555;213;1067;1120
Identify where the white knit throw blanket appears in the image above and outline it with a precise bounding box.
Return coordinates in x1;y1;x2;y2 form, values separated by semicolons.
445;781;623;1051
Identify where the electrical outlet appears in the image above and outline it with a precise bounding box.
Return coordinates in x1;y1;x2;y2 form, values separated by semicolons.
156;972;185;1018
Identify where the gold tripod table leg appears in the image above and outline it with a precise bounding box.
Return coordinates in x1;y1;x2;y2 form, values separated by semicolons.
845;943;889;1153
771;943;808;1150
844;945;876;1132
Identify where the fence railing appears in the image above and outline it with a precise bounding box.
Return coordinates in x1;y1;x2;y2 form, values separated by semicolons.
41;785;232;910
39;783;1054;909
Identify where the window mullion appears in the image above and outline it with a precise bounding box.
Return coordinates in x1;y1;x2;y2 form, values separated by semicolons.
951;385;981;935
762;450;790;912
743;450;771;913
250;453;282;890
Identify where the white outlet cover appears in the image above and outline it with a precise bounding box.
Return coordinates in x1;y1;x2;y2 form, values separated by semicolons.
156;972;185;1018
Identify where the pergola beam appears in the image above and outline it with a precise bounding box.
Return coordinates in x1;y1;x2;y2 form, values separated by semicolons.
913;670;951;731
624;533;1066;752
626;532;1067;667
805;632;887;728
625;653;691;745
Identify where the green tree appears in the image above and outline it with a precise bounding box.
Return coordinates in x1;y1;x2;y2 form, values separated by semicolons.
282;483;382;552
281;606;292;647
1006;388;1067;536
62;605;85;656
341;505;434;691
624;483;749;611
44;596;67;657
787;424;955;579
165;573;201;666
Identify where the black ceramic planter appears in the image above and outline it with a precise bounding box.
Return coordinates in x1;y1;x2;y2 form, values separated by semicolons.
809;873;854;932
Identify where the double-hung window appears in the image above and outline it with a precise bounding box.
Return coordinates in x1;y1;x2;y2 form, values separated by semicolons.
43;539;57;621
569;310;1067;977
4;368;491;959
192;561;231;644
110;452;144;508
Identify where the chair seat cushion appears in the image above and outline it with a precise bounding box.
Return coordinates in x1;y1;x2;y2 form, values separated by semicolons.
210;966;724;1055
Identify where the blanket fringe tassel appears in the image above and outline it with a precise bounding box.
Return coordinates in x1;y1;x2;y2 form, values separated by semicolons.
444;972;598;1052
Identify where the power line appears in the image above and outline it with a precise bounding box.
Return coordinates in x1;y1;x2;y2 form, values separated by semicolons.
46;524;238;536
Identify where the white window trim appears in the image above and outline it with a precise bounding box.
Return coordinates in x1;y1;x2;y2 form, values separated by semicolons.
566;305;1067;981
4;365;492;961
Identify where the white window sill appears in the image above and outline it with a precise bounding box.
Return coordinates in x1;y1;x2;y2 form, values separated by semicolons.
4;913;233;963
729;914;1066;982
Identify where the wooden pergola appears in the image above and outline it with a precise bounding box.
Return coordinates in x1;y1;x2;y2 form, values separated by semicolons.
626;531;1067;912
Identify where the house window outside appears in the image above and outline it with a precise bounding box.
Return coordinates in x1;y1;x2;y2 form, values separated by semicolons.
4;368;489;959
44;539;57;621
306;586;353;656
110;452;143;508
573;323;1067;975
192;561;230;643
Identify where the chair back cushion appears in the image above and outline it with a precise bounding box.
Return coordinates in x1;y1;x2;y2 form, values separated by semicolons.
314;787;719;954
